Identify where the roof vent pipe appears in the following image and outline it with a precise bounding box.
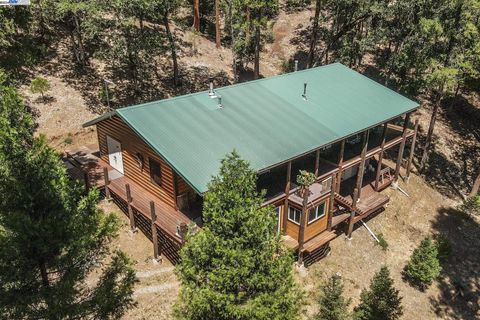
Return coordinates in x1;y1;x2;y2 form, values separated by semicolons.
208;80;215;97
302;83;308;100
217;95;223;108
294;60;298;72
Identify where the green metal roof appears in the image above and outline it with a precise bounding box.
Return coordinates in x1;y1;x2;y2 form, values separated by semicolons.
85;63;419;194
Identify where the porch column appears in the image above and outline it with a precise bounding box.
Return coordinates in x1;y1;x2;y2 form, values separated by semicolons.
346;188;359;239
355;130;369;199
282;161;292;233
173;172;179;211
405;119;419;182
150;201;160;261
126;184;137;232
314;149;320;177
335;140;346;193
297;185;309;265
327;173;336;231
393;113;411;184
374;123;389;190
103;167;111;201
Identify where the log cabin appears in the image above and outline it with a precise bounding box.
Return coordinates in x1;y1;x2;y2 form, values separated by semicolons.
72;63;419;265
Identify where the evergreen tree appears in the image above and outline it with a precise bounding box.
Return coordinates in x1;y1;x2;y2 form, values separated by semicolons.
315;275;351;320
30;76;51;101
354;266;403;320
0;80;137;319
404;237;442;289
175;151;302;320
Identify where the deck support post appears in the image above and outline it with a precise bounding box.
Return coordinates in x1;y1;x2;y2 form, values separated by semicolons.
83;172;90;193
282;161;292;233
314;150;320;177
405;119;419;182
297;185;309;265
374;123;388;190
346;188;359;239
335;140;346;193
150;201;160;262
103;167;111;201
355;130;369;199
327;173;336;231
126;184;137;233
393;113;411;184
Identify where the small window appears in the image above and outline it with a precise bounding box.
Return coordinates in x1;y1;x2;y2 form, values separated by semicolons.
149;158;162;186
288;206;301;225
308;201;326;223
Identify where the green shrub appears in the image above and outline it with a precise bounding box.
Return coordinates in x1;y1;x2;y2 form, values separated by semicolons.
376;233;388;251
285;0;311;12
460;195;480;215
404;237;441;289
315;274;351;320
63;133;73;145
30;77;51;101
354;266;403;320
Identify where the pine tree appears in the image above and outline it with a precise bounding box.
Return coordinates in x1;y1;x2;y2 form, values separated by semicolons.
354;266;403;320
30;77;51;102
0;80;137;319
315;275;351;320
175;151;302;320
404;237;442;289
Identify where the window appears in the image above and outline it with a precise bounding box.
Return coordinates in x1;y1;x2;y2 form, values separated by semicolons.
288;206;301;225
149;158;162;186
308;201;326;223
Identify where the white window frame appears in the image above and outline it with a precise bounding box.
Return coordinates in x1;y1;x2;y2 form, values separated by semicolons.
308;201;327;224
274;206;281;233
288;206;301;225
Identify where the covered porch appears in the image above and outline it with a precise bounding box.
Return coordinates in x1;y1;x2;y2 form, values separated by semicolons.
65;145;202;264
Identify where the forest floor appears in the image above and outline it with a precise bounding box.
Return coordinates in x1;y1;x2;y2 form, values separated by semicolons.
16;3;480;320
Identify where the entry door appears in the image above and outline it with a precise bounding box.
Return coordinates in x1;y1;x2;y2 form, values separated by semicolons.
106;136;124;174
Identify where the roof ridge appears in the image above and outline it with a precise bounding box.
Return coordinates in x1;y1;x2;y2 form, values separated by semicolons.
118;63;344;112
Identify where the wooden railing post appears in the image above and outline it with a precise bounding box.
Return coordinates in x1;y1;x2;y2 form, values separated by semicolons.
282;161;292;233
103;167;111;201
126;184;137;232
405;119;419;182
327;173;336;231
335;140;345;193
346;188;359;239
150;201;160;261
297;185;309;265
375;122;388;190
314;149;320;177
394;113;411;184
355;130;369;199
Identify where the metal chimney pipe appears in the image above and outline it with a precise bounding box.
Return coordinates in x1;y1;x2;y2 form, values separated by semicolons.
294;60;299;72
302;83;307;100
208;81;215;97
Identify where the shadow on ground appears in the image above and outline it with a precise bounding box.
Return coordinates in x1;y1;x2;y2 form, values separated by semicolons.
429;206;480;319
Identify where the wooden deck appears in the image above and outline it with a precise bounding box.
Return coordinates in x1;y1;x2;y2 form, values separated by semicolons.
65;145;200;245
335;182;390;218
282;230;336;253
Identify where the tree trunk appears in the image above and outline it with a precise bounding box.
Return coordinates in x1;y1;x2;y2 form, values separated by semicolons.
254;26;260;79
73;13;87;66
419;98;441;171
307;0;322;68
215;0;221;48
193;0;200;32
229;3;238;82
470;172;480;197
163;11;179;86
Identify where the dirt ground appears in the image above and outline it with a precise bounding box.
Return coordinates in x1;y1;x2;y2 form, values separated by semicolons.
100;167;479;320
16;3;480;319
